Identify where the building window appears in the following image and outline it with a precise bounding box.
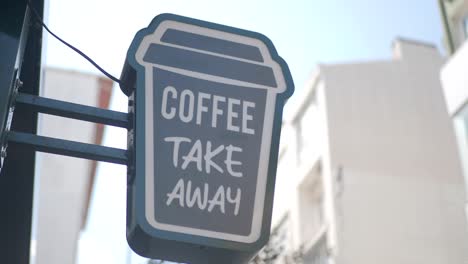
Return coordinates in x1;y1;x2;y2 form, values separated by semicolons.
298;163;324;245
302;234;329;264
464;17;468;39
295;90;322;165
454;104;468;199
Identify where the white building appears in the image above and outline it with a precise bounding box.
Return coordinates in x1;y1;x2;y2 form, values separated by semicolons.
439;0;468;218
267;39;468;264
33;68;113;264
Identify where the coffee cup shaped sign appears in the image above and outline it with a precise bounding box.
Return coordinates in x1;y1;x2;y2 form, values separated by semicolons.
122;14;294;264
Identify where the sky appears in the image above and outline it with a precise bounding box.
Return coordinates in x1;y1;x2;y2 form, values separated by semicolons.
42;0;444;263
45;0;444;90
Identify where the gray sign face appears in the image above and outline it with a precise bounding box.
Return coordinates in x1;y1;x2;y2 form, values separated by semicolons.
151;68;267;236
127;15;294;251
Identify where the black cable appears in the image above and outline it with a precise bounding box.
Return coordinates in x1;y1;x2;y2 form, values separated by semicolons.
27;0;122;84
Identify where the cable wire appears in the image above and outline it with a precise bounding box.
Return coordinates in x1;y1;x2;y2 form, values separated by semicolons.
27;0;122;84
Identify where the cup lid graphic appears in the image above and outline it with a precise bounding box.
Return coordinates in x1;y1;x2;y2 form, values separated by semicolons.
134;19;289;93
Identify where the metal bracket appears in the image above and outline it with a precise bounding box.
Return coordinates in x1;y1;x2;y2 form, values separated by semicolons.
15;92;129;128
7;131;127;164
4;92;130;165
0;78;22;169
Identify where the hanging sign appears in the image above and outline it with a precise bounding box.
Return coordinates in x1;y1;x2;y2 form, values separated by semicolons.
122;13;294;264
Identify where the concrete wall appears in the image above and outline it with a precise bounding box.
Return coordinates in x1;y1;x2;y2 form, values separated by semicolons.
441;38;468;226
34;68;109;264
443;0;468;50
441;41;468;116
321;40;468;264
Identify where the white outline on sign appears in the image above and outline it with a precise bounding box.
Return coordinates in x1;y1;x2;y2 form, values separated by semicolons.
135;20;286;244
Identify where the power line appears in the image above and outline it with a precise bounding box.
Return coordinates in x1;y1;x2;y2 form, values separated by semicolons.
27;0;122;84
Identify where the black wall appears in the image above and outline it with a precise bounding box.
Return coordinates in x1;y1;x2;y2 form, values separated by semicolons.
0;0;44;263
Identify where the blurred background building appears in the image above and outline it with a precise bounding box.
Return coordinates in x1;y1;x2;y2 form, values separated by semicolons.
439;0;468;219
262;39;468;264
33;68;112;264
